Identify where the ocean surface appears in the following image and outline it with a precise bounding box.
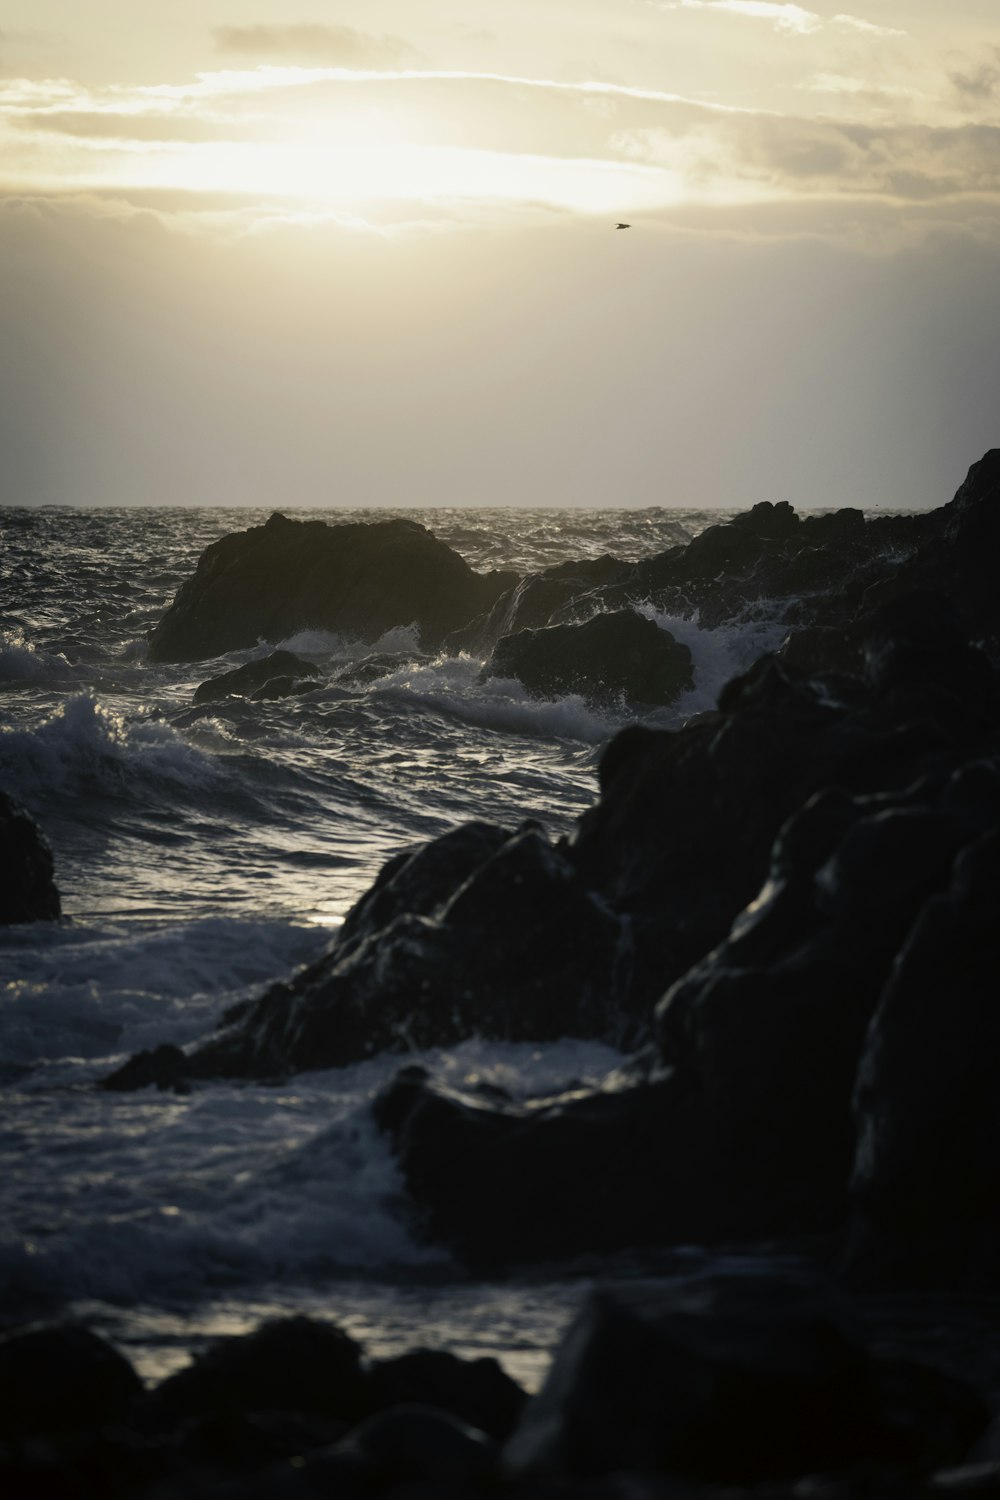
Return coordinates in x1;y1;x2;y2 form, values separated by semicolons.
0;504;797;1389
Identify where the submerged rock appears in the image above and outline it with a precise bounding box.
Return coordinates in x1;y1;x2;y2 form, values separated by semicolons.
193;648;321;703
0;788;60;924
148;512;516;662
482;608;694;707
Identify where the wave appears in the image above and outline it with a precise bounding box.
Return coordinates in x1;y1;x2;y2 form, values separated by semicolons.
0;1037;623;1314
0;916;333;1068
0;693;226;800
0;628;74;684
637;604;789;720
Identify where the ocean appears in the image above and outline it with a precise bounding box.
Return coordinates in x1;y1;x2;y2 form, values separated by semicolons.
0;503;798;1390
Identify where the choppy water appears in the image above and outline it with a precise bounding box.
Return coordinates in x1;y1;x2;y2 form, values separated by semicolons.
0;504;792;1385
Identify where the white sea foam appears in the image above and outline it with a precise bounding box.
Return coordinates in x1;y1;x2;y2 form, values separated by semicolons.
0;917;333;1067
0;1036;626;1311
370;655;618;744
638;605;788;719
0;628;73;682
0;693;224;797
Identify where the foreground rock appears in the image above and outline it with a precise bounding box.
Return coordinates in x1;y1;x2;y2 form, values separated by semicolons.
1;1297;994;1499
0;788;60;924
375;607;1000;1266
148;512;516;662
482;608;694;707
505;1276;986;1484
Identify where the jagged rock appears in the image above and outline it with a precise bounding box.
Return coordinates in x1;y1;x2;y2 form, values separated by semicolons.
503;1276;987;1483
0;789;60;924
148;513;516;662
482;609;694;707
446;554;630;654
374;596;1000;1264
188;823;629;1080
0;1324;143;1436
851;822;1000;1251
193;649;321;704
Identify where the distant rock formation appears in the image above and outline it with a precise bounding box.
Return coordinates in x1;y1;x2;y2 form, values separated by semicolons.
482;609;693;707
0;790;60;925
148;513;517;662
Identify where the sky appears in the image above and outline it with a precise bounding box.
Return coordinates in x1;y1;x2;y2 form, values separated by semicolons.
2;2;999;509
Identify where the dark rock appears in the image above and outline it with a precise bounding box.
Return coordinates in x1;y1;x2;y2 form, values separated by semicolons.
368;1350;527;1442
145;1316;369;1429
503;1276;987;1484
447;554;631;654
174;1407;347;1475
482;609;694;707
851;823;1000;1247
0;788;60;924
335;651;430;687
341;1403;497;1485
101;1042;191;1093
375;594;1000;1264
193;650;320;704
0;1324;142;1437
190;823;629;1079
149;513;516;662
371;1062;698;1267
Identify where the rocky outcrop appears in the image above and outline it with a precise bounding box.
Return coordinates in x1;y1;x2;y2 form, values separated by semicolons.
2;1299;991;1499
193;649;321;703
0;789;60;924
111;578;1000;1100
148;513;516;662
113;456;1000;1286
482;609;694;707
445;554;631;654
505;1275;986;1485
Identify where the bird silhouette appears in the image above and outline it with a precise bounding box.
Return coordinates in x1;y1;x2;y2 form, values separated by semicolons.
615;222;631;229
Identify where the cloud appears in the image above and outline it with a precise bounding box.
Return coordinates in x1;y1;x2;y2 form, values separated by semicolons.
213;24;421;68
663;1;821;34
832;14;907;39
12;110;250;143
614;116;1000;202
951;53;1000;106
661;3;905;39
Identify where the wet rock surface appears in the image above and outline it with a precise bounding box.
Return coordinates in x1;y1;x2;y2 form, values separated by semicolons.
193;650;321;704
148;512;516;662
482;608;694;707
0;787;61;924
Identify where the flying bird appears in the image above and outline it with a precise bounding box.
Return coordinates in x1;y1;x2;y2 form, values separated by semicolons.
615;222;631;229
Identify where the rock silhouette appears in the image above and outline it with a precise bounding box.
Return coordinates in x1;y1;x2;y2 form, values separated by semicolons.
148;512;516;662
